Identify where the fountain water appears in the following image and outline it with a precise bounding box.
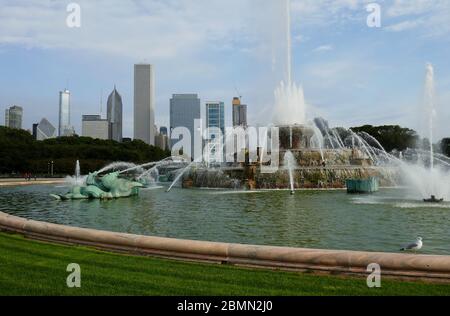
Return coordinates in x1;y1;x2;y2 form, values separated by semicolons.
166;161;197;192
56;7;448;200
75;160;80;180
137;156;187;180
64;160;86;186
424;63;436;170
284;151;296;194
97;162;140;174
272;0;307;126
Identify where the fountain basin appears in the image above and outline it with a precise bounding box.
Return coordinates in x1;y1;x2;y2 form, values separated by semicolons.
2;184;450;256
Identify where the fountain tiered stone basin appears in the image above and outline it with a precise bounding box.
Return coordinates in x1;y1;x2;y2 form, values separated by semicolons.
182;124;397;190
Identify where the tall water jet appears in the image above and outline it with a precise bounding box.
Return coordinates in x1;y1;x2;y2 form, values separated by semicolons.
284;151;296;194
424;63;436;170
64;160;85;186
75;160;80;181
272;0;307;126
286;0;292;86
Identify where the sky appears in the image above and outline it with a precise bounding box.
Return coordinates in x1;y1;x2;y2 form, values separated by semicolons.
0;0;449;140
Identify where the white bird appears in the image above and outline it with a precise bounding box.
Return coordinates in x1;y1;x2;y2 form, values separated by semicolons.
400;237;423;252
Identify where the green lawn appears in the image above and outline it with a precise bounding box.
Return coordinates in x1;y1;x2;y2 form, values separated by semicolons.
0;232;449;296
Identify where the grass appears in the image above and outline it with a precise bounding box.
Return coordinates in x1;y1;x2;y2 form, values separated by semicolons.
0;232;449;296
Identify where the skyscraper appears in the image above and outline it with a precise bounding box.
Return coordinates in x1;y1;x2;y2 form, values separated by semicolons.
170;94;201;158
205;101;225;163
4;105;23;129
35;118;57;140
160;126;168;136
107;86;123;142
82;115;109;140
134;64;155;145
32;123;38;139
232;97;247;127
155;127;169;151
58;89;71;136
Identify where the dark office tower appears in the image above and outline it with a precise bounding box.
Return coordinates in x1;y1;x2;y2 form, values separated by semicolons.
170;94;201;157
107;86;123;142
160;126;168;136
232;97;247;127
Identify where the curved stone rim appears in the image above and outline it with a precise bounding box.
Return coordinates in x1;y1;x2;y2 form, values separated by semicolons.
1;211;450;281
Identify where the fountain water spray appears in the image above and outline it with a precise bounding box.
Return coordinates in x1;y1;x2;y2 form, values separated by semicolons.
284;151;296;194
97;162;140;174
424;63;436;170
75;160;80;180
286;0;292;87
64;160;86;186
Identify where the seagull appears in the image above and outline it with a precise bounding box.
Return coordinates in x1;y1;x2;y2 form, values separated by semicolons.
400;237;423;252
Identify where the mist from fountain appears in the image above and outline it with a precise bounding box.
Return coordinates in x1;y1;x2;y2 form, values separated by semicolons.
398;63;450;200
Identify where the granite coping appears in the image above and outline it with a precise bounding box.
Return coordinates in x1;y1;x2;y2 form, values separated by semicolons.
1;211;449;281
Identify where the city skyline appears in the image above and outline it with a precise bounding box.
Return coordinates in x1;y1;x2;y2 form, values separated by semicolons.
1;78;248;146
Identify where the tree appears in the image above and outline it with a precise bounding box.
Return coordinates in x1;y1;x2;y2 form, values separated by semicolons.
439;138;450;157
350;125;419;152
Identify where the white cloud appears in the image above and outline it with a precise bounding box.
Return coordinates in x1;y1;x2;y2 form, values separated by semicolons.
0;0;262;60
385;19;424;32
385;0;450;38
312;44;333;53
387;0;438;17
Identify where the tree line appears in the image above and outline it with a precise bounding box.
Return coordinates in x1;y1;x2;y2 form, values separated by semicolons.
0;125;448;176
0;126;170;176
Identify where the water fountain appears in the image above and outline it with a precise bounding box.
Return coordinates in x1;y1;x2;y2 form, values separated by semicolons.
284;151;296;194
64;160;86;187
170;0;394;191
52;3;448;200
9;0;449;258
52;158;187;200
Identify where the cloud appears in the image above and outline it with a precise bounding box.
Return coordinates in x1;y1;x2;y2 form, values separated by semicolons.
312;44;333;53
385;19;424;32
387;0;439;17
384;0;450;38
0;0;262;60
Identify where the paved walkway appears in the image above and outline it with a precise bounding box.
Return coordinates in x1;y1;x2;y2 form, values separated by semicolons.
0;178;65;187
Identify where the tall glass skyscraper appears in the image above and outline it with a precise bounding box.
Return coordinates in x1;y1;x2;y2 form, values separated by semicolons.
107;86;123;142
205;101;225;163
4;105;23;129
170;94;201;159
58;89;71;136
134;64;155;145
